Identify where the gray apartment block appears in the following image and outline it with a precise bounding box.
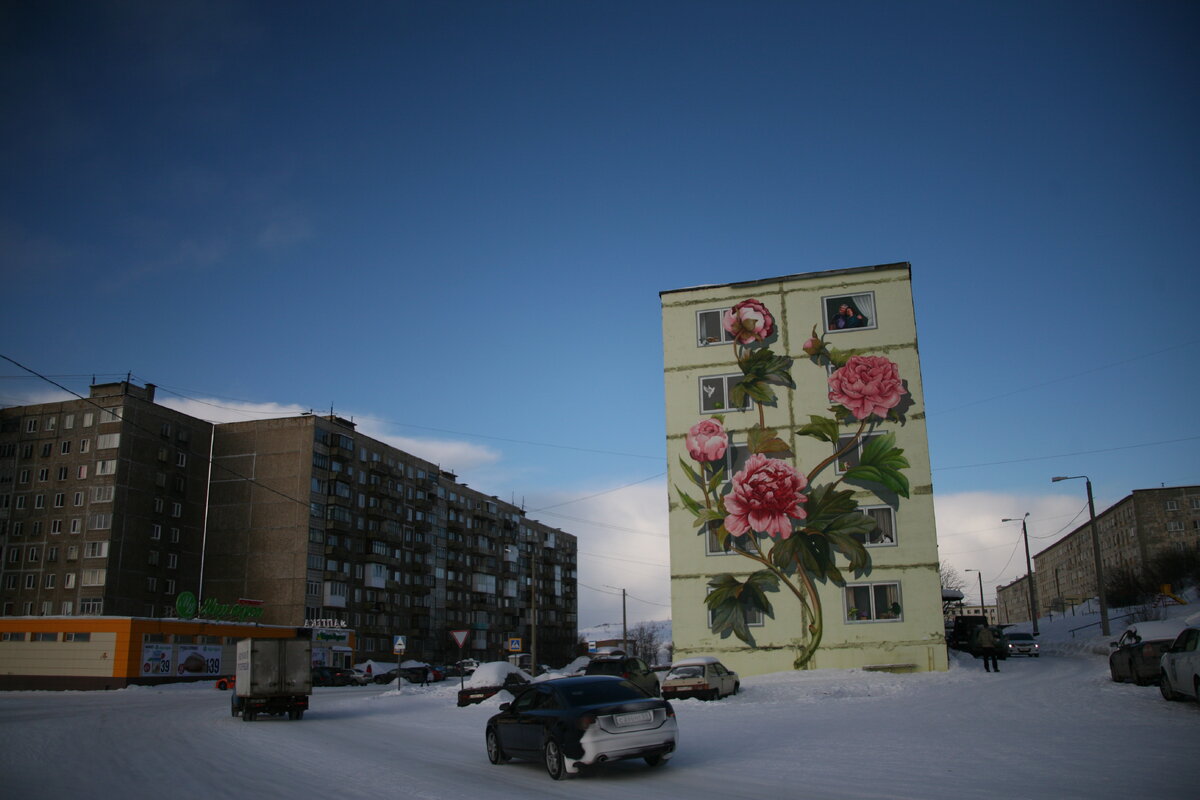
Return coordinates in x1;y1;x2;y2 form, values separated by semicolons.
1;383;578;667
0;382;212;618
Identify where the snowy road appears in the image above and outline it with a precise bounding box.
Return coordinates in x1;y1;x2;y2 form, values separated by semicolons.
3;651;1197;799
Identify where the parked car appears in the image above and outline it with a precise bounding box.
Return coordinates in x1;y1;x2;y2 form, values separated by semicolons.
349;668;372;685
660;656;740;700
583;655;661;697
400;665;444;683
458;670;530;707
1159;626;1200;702
214;675;236;691
312;666;358;687
484;675;677;779
373;668;399;685
1110;622;1182;685
1005;632;1040;658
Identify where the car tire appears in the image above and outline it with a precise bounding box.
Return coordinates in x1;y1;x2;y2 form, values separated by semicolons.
733;681;740;695
486;727;508;764
1109;661;1122;683
1160;672;1179;701
544;738;566;780
645;753;665;767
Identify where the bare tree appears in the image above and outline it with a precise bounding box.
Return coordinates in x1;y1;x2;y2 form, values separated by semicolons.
940;560;966;593
626;621;664;664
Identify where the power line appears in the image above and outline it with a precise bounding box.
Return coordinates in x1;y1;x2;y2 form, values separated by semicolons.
933;434;1200;472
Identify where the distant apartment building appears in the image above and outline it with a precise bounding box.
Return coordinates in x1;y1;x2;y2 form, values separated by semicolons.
997;486;1200;623
661;263;947;677
207;414;578;666
1;382;578;670
0;382;213;619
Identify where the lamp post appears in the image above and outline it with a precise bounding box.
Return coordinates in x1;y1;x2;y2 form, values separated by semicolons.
1002;513;1038;635
1052;475;1109;636
965;569;986;619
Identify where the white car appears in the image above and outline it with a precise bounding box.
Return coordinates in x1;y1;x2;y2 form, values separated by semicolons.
660;656;740;700
349;668;372;685
1159;626;1200;702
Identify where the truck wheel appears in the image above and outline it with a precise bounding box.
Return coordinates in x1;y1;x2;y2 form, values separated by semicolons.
242;706;256;721
288;708;304;720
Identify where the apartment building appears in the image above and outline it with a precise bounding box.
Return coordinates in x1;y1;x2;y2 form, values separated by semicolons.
1;382;579;671
661;263;946;676
997;485;1200;623
207;413;578;666
0;382;212;619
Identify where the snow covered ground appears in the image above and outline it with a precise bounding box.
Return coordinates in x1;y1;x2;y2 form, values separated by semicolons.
3;608;1198;799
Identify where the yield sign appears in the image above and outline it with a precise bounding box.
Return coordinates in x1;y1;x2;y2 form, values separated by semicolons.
450;629;469;648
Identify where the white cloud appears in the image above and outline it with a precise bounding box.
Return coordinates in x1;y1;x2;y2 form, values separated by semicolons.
934;490;1089;602
524;480;671;631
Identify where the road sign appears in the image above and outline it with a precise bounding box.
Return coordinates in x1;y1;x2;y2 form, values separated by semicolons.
507;637;522;652
393;635;407;654
450;629;469;648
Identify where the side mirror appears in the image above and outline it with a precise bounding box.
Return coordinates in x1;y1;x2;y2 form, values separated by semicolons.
498;702;510;712
1109;642;1117;648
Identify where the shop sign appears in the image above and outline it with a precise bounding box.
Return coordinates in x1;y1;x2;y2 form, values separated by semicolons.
175;591;265;622
313;629;351;645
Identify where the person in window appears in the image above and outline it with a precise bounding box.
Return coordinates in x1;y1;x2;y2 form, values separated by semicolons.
834;301;868;330
975;626;1000;672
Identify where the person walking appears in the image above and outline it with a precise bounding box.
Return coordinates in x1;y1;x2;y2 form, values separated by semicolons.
976;625;999;672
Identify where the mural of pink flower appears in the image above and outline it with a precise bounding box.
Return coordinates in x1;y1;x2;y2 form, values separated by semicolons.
722;299;775;345
724;453;808;539
828;355;908;420
686;419;729;463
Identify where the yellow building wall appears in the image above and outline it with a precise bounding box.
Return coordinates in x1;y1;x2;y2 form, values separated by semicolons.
662;265;947;676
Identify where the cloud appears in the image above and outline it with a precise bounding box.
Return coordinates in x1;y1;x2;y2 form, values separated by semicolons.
934;491;1089;600
524;479;671;630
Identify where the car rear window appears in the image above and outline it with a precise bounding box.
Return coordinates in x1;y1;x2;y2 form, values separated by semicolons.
584;660;625;676
561;680;647;706
667;666;703;679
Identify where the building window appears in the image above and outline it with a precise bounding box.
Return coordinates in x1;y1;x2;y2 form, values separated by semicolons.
28;546;40;562
176;452;187;467
57;466;69;480
167;553;177;569
699;374;752;413
96;460;116;476
148;551;159;565
170;528;180;543
845;582;902;622
89;514;112;530
34;494;45;509
64;632;90;642
1166;500;1179;511
17;469;29;484
170;502;182;518
81;569;106;586
66;546;78;561
25;574;36;589
151;524;162;540
73;491;84;506
853;506;897;546
69;519;82;534
84;541;109;559
146;577;157;591
822;291;877;334
26;418;38;433
165;579;175;595
77;465;88;479
51;519;63;534
96;433;121;450
53;493;65;508
696;308;734;346
61;441;71;455
80;598;103;614
1167;521;1184;532
65;573;76;589
45;574;56;589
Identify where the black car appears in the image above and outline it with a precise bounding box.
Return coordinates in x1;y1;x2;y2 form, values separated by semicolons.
582;656;661;697
484;675;678;780
1110;627;1177;685
312;666;357;686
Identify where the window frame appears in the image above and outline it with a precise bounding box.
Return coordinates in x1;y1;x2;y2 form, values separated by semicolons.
696;307;735;347
844;581;903;623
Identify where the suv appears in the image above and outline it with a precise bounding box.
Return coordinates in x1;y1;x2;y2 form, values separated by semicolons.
583;655;660;697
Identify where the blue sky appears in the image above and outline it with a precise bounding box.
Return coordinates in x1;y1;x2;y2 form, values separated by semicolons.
2;1;1197;626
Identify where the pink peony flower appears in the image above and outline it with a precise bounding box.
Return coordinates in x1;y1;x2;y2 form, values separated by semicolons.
724;453;808;539
802;337;822;357
686;419;729;463
722;299;775;345
828;355;908;420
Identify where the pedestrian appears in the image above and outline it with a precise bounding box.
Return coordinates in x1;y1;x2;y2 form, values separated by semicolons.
421;667;431;687
976;626;999;673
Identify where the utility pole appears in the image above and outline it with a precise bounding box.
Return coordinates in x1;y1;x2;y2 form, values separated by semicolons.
621;588;628;655
1053;476;1109;636
1003;513;1039;636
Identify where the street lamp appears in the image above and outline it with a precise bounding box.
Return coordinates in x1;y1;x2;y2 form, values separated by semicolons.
1002;513;1039;636
964;569;986;618
1052;475;1110;636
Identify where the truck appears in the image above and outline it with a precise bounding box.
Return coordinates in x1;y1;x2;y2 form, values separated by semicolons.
231;638;312;721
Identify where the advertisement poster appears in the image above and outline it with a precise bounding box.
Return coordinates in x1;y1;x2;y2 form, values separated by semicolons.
141;645;172;676
177;644;223;676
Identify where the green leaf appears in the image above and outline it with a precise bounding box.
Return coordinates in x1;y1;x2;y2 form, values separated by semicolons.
674;486;706;516
706;464;727;496
677;457;706;490
796;415;840;444
747;425;791;457
706;572;779;646
845;432;911;498
732;377;777;407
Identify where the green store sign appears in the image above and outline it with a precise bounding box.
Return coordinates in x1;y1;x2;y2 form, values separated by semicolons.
175;592;266;622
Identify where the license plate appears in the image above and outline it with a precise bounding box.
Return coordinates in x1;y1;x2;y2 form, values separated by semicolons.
615;710;653;726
